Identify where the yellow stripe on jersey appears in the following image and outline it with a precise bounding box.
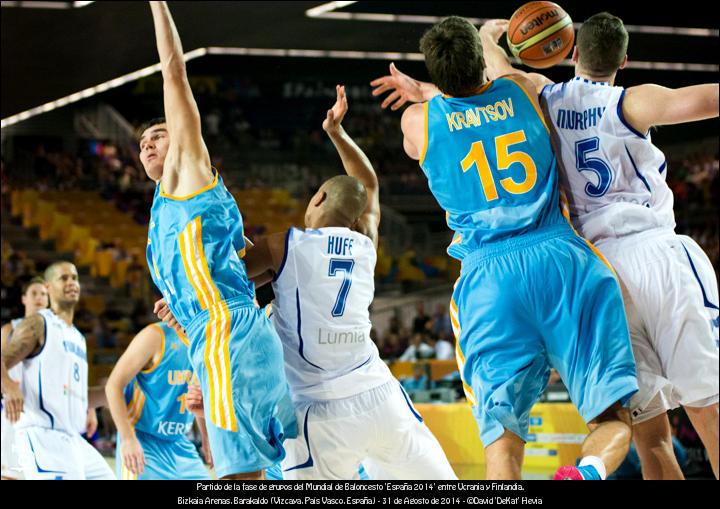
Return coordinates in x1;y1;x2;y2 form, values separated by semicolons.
450;297;477;407
177;329;190;348
179;221;211;310
503;76;549;132
419;101;430;166
127;382;146;426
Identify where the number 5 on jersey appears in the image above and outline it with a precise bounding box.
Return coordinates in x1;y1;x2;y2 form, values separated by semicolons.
328;258;355;317
461;130;537;202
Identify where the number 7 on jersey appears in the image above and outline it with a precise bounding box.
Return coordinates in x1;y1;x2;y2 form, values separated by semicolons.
328;258;355;317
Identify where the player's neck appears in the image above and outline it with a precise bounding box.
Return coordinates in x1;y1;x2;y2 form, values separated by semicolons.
575;68;616;86
51;304;74;326
313;212;352;229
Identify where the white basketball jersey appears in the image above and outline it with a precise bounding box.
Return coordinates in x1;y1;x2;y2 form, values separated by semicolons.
271;227;391;402
16;309;88;434
541;77;675;243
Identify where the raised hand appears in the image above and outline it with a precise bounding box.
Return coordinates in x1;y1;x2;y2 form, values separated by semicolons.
322;85;349;134
370;62;425;110
479;19;510;43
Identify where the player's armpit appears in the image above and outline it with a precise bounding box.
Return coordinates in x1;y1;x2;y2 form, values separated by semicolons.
243;232;287;280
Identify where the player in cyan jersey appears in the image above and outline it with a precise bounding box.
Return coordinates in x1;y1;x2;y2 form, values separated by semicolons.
106;322;211;480
372;16;638;480
138;2;296;479
1;276;48;480
0;261;114;480
471;13;718;480
173;86;456;480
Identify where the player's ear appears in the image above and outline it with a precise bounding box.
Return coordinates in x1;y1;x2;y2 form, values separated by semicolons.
313;190;327;207
619;55;628;70
571;46;578;63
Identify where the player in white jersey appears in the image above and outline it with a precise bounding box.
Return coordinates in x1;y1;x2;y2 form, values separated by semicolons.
0;261;114;480
371;12;718;480
165;86;456;479
1;277;48;480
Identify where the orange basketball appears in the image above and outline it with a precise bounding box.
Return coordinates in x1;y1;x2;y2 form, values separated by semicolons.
507;1;574;69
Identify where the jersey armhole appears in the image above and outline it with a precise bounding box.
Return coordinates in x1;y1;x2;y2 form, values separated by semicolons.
141;324;166;374
272;227;295;283
616;89;647;139
25;313;47;360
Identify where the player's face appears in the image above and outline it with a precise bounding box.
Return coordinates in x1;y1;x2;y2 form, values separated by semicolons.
21;283;49;315
47;263;81;306
139;124;170;181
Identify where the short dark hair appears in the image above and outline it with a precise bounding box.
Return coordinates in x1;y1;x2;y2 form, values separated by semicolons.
21;276;45;295
577;12;629;76
136;117;166;142
419;16;485;96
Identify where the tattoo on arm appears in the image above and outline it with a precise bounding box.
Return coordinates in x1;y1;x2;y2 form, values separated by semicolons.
1;314;44;369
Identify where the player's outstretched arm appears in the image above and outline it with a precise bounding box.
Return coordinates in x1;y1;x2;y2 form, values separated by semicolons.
105;324;163;475
149;1;211;193
479;19;553;94
371;63;441;111
623;83;720;135
0;314;44;423
242;232;288;285
324;85;381;248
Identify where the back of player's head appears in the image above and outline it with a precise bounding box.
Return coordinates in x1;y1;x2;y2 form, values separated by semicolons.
322;175;368;226
420;16;485;97
577;12;629;76
136;116;167;142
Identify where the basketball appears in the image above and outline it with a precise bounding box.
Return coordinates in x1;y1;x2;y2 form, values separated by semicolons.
507;1;574;69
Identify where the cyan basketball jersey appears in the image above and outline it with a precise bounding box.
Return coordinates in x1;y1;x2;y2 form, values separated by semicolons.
421;77;565;260
123;323;198;440
147;169;255;330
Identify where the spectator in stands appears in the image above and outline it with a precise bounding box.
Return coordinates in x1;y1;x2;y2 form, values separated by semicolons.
379;332;404;361
93;314;117;349
399;332;435;361
430;304;453;339
412;302;431;334
433;334;454;361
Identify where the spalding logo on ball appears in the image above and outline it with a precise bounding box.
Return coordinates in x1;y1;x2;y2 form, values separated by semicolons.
507;1;574;69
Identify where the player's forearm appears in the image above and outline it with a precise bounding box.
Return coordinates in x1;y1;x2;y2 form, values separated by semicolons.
149;1;186;78
327;127;379;194
479;31;516;80
105;383;137;441
0;360;13;394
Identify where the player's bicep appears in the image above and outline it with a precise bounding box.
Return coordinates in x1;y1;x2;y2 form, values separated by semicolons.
1;314;43;368
108;325;162;388
625;84;719;131
163;77;211;166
